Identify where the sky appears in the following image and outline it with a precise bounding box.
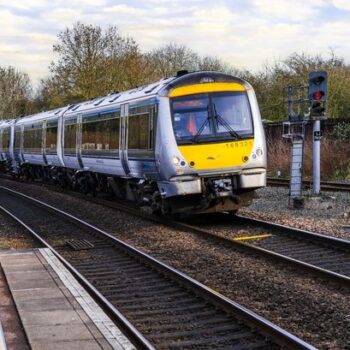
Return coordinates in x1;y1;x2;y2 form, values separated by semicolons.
1;0;350;87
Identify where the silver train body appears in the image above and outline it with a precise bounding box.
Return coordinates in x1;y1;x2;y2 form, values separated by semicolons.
0;71;266;214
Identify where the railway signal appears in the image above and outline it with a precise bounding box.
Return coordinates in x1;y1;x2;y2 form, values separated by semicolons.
308;71;328;196
308;71;327;117
282;71;328;206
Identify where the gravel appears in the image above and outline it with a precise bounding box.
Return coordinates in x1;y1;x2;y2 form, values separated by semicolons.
0;178;349;349
0;211;39;250
241;187;350;240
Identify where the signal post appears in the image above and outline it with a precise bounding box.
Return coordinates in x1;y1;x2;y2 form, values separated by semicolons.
283;71;328;207
308;71;328;195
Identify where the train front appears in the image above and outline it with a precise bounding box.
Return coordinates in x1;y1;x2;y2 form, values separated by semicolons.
156;72;266;214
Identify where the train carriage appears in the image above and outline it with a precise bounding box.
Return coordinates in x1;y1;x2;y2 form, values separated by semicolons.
13;108;66;173
0;120;14;166
1;71;266;214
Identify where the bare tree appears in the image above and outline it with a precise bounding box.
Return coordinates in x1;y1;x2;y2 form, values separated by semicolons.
146;43;199;79
146;43;236;80
42;22;141;106
0;66;32;119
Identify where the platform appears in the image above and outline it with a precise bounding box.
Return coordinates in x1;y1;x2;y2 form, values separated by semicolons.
0;248;136;350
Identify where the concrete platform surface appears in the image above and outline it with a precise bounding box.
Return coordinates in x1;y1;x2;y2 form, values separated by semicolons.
0;249;136;350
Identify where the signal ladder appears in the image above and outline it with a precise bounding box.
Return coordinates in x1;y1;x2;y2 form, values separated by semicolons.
282;121;305;204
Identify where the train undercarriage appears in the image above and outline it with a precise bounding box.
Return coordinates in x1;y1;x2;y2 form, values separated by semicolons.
3;163;257;215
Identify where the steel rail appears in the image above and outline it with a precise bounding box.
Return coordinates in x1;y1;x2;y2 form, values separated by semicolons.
267;177;350;192
169;217;350;287
0;205;155;350
0;185;316;350
236;214;350;251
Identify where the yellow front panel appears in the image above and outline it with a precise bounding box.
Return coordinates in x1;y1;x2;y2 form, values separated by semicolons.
179;139;254;170
168;82;246;98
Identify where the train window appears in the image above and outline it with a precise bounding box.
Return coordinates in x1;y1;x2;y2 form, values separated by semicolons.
46;122;58;152
128;114;149;149
81;111;120;156
64;123;77;154
23;124;42;152
127;104;156;152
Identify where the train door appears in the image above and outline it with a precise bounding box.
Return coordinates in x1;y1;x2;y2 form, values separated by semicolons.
42;120;48;165
120;104;130;176
0;129;2;161
77;114;83;168
14;123;24;164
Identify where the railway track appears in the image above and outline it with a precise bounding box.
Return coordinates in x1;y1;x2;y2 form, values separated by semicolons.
56;187;350;286
47;181;350;286
187;213;350;287
2;174;350;287
267;177;350;192
0;185;315;350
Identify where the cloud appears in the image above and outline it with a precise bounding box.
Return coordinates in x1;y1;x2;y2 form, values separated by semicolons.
252;0;327;20
331;0;350;10
44;8;83;26
0;0;47;10
1;0;350;87
193;6;239;34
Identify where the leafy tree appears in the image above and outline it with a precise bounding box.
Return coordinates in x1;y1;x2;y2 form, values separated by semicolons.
41;22;141;107
0;66;32;119
252;51;350;121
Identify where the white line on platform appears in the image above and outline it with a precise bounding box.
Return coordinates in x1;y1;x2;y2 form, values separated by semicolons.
39;248;136;350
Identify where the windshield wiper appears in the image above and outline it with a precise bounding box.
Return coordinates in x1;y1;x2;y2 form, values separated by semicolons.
213;104;241;139
193;106;210;143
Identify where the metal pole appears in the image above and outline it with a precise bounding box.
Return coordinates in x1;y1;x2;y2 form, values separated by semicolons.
288;87;294;119
0;321;7;350
312;120;321;195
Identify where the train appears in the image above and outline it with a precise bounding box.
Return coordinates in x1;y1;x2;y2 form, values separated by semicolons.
0;71;266;214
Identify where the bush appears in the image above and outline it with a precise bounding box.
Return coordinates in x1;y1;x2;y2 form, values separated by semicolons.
332;122;350;141
267;136;350;180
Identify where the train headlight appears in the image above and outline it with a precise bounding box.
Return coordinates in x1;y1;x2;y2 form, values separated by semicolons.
255;148;263;157
172;156;181;165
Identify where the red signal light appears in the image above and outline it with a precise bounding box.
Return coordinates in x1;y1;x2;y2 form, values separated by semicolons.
313;91;324;100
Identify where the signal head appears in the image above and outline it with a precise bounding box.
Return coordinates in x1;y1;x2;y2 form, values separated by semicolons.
308;71;327;118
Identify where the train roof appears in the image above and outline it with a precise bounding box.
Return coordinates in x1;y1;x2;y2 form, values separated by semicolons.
0;119;15;128
7;71;251;124
15;107;68;125
63;77;174;116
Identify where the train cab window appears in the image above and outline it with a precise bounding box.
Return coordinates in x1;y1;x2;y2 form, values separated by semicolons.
211;92;253;136
171;92;253;144
23;124;42;152
172;95;210;141
46;120;58;152
82;111;120;156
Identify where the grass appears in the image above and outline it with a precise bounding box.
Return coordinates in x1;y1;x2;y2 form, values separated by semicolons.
267;136;350;180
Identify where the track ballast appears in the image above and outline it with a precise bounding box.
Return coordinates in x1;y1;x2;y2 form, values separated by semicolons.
0;185;315;350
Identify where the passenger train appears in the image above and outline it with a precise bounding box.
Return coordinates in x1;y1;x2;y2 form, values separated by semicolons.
0;71;266;214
